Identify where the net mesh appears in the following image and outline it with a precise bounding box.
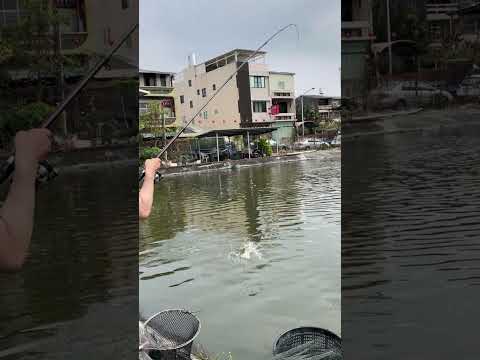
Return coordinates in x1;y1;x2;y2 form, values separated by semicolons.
273;327;342;359
139;310;200;360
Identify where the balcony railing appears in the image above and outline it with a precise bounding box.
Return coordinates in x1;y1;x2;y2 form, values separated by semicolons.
271;91;294;98
426;3;459;21
139;116;177;126
272;113;296;121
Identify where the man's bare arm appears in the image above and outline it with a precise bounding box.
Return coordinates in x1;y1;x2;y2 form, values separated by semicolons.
139;158;163;219
0;129;51;271
139;172;156;219
0;164;37;270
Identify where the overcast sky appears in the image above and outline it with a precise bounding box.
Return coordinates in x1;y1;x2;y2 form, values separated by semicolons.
140;0;340;96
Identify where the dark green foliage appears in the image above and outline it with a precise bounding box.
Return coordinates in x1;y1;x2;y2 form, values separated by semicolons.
257;138;272;157
140;147;161;161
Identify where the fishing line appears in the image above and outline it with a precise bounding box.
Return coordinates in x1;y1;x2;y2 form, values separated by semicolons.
139;23;300;182
0;23;139;185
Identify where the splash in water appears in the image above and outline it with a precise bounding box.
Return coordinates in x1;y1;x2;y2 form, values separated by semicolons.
229;241;263;261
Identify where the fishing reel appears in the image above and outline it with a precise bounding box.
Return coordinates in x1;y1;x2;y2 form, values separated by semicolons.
139;169;162;183
36;160;59;186
0;157;58;187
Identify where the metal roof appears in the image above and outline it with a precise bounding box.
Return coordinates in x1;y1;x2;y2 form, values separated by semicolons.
196;127;276;138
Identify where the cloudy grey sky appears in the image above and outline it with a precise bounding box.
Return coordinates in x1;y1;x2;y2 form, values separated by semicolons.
140;0;340;96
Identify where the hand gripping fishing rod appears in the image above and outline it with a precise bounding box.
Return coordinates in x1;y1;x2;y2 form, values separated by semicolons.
0;23;139;185
139;23;299;182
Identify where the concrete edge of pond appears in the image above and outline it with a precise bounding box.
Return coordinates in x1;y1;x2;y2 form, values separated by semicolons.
158;148;340;178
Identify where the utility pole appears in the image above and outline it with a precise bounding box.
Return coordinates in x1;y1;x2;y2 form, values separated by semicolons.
161;110;168;161
300;87;315;138
53;0;67;136
386;0;393;76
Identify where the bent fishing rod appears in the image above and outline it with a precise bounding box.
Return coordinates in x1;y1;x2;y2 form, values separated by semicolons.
139;23;299;182
0;23;139;185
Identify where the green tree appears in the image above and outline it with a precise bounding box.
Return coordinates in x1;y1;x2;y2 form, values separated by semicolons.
140;102;168;148
0;101;54;148
1;0;69;99
257;138;272;157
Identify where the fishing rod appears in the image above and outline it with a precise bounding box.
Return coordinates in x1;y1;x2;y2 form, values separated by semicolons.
139;23;299;182
0;23;139;185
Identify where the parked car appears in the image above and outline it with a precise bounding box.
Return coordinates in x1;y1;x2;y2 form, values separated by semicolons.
367;81;453;111
330;135;341;146
293;139;329;150
456;74;480;97
268;139;291;151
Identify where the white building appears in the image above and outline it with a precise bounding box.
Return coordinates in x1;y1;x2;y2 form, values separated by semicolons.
174;49;296;140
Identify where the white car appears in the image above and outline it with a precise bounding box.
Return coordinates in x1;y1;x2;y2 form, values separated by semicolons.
456;75;480;97
368;81;453;110
293;139;329;150
330;135;341;146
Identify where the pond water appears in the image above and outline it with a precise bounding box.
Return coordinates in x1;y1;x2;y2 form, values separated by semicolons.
0;165;138;359
140;150;341;359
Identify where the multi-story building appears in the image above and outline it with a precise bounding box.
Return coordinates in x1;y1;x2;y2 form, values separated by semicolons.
295;95;341;123
0;0;138;140
341;0;375;102
174;49;296;140
139;70;176;127
425;0;460;43
457;2;480;43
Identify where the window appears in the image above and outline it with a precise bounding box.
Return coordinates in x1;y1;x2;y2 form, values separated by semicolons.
202;88;206;97
253;101;267;113
214;109;219;114
180;95;185;104
203;111;208;119
278;81;285;90
144;74;157;87
212;84;216;91
190;100;193;108
160;75;167;87
197;89;200;95
250;76;266;88
188;80;192;87
122;0;129;9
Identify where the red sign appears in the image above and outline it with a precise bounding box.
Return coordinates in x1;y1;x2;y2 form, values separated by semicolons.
161;99;172;107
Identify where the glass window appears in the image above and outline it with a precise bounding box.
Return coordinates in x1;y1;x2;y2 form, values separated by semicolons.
202;88;206;97
159;75;166;87
188;80;192;87
250;76;266;88
253;101;267;113
144;74;156;86
180;95;184;104
278;81;285;90
190;100;193;108
203;111;208;119
212;84;216;91
197;89;200;95
122;0;129;9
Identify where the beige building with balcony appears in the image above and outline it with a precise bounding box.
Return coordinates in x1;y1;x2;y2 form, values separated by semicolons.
174;49;296;141
341;0;375;102
139;70;176;128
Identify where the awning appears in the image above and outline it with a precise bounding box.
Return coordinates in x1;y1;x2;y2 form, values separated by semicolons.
196;127;276;138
